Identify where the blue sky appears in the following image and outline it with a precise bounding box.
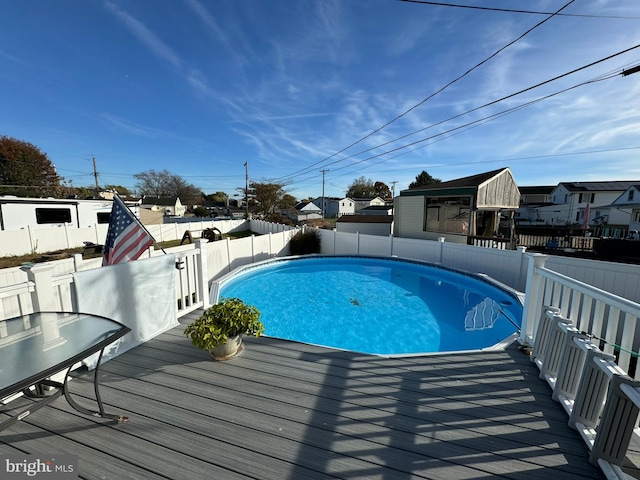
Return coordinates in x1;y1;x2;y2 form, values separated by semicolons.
2;0;640;201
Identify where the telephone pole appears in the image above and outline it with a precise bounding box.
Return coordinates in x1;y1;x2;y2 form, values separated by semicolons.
320;169;329;219
390;180;397;216
92;156;100;199
244;162;249;218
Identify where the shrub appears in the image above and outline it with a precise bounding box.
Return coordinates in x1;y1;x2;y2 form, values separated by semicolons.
289;228;321;255
184;297;264;351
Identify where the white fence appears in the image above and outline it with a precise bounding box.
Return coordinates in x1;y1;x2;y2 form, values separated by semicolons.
0;218;249;257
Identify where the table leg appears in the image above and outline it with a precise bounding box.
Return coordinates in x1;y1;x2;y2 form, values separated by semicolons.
61;348;128;423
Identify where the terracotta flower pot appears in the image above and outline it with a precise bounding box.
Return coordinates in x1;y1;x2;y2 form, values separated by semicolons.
210;334;244;361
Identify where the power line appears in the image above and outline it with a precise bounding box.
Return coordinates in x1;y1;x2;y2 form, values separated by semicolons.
276;46;640;189
270;0;575;183
396;0;640;20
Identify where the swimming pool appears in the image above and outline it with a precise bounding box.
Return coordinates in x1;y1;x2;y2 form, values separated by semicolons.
214;255;523;356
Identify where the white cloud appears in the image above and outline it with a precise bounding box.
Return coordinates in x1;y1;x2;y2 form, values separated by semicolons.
104;1;182;68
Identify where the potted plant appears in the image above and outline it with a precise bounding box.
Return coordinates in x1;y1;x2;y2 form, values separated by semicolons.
184;297;264;360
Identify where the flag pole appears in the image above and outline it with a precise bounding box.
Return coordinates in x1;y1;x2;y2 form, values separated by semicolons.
114;194;167;255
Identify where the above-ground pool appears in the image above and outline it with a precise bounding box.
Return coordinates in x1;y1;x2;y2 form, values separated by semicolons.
215;255;523;356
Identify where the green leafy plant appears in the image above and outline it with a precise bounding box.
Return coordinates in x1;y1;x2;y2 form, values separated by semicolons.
289;228;321;255
184;297;264;351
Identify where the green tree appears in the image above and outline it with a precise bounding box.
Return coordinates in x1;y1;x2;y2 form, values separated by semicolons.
408;170;441;189
192;206;208;217
346;176;377;198
205;191;229;206
0;136;63;197
104;185;132;197
247;181;296;221
374;181;391;199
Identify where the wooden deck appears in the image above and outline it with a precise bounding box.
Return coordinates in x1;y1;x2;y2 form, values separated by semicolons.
1;310;637;479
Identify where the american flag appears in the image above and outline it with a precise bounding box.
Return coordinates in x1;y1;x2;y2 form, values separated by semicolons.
102;196;155;266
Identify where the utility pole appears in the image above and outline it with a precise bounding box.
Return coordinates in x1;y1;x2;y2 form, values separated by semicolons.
390;180;397;216
92;156;100;199
244;162;249;219
320;169;329;219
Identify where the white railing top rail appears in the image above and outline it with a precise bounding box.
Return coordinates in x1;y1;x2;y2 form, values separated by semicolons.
535;262;640;319
0;281;34;299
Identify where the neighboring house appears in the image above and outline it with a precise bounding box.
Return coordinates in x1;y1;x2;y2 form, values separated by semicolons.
352;197;386;213
359;205;393;216
394;168;520;244
289;201;322;223
531;181;639;228
312;197;355;218
336;215;394;236
515;186;555;224
140;197;186;217
593;185;640;237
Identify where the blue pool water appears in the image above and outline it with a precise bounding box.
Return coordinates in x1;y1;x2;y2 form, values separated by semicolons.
217;256;522;355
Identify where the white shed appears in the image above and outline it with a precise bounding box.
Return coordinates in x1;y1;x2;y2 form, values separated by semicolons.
394;168;520;246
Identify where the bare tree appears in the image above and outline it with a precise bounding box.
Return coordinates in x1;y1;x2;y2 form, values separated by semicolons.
134;169;200;205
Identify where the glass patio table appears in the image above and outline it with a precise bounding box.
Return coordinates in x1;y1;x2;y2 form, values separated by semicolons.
0;312;131;432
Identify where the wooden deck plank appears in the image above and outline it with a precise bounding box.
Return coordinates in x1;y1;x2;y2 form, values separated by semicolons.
0;311;611;480
67;367;583;477
98;342;599;478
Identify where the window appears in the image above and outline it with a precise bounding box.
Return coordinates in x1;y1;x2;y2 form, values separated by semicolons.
635;211;640;222
578;193;595;203
423;196;471;234
629;190;635;201
35;208;72;224
97;212;111;224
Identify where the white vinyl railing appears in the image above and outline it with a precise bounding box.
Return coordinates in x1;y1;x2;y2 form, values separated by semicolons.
522;253;640;480
521;254;640;377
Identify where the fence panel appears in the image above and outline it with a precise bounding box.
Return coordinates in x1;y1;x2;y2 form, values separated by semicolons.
66;225;107;248
0;230;35;256
204;241;233;281
546;255;640;303
252;235;272;263
358;234;393;257
442;243;528;291
391;237;442;263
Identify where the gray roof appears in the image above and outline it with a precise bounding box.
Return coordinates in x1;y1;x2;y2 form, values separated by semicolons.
558;181;640;192
404;167;509;192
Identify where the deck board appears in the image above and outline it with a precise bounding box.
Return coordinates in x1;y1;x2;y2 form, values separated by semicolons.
0;310;630;479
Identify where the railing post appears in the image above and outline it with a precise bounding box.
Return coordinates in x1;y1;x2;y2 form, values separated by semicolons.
226;237;232;272
73;253;84;272
20;263;58;312
195;239;210;309
251;234;256;262
520;253;549;345
438;237;445;264
516;246;527;291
